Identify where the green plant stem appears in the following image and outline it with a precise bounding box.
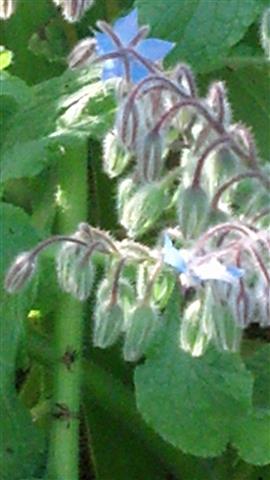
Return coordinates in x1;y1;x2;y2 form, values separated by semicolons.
28;330;208;479
46;138;88;480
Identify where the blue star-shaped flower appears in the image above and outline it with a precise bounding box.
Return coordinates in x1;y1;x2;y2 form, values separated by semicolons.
95;8;174;83
162;234;244;285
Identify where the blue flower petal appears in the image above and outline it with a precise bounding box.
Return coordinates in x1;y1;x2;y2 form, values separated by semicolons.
163;235;187;273
226;265;244;279
136;38;175;61
101;59;124;81
95;31;115;55
114;9;139;45
130;60;150;83
192;259;243;284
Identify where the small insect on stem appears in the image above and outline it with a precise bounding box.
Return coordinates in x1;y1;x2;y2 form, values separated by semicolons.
60;346;79;372
52;402;80;429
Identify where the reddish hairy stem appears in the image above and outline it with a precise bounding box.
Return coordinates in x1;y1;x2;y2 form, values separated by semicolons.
211;171;266;210
192;136;231;188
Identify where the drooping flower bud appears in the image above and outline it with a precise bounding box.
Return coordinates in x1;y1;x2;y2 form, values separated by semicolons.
207;81;231;126
136;262;174;309
93;303;124;348
116;176;137;218
202;286;242;352
4;252;36;293
93;276;135;348
116;99;140;150
255;282;270;327
214;279;254;329
206;208;229;227
177;185;209;239
56;241;95;301
211;147;238;183
229;123;256;167
68;37;97;69
261;8;270;59
53;0;94;23
173;63;197;98
102;130;131;178
0;0;16;19
136;130;165;182
152;270;175;309
180;298;209;357
121;182;168;238
123;304;159;362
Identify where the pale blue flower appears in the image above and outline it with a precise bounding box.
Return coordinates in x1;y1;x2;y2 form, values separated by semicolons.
162;234;188;273
162;234;244;285
95;9;174;83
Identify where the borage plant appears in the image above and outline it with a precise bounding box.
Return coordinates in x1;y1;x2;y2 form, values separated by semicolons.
1;2;270;480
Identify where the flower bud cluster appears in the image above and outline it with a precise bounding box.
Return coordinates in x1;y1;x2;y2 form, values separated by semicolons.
90;36;269;240
4;218;270;359
194;223;270;329
4;10;269;362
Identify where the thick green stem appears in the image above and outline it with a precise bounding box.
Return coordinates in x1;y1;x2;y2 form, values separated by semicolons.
46;138;88;480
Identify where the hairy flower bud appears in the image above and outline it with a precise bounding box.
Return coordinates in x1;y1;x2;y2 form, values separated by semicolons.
152;271;175;309
103;130;131;178
116;176;137;218
120;182;168;238
212;147;238;182
56;242;95;300
123;304;159;362
180;298;209;357
116;99;140;150
93;303;124;348
53;0;94;23
229;123;256;167
255;282;270;327
4;252;36;293
0;0;16;19
97;277;135;323
202;287;242;352
93;275;135;348
68;37;97;69
177;185;209;239
136;130;164;182
173;63;197;97
207;81;231;126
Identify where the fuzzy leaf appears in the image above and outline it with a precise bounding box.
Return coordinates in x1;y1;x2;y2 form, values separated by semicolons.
0;67;115;184
0;203;44;479
233;409;270;466
136;0;268;72
221;65;270;160
135;293;254;458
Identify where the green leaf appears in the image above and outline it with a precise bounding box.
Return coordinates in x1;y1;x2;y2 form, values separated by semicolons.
83;356;213;480
231;345;270;466
0;47;13;70
0;71;33;106
136;0;268;72
0;138;54;182
28;18;69;64
0;0;62;83
0;67;115;183
245;345;270;409
233;409;270;466
135;293;253;458
0;203;44;480
84;398;166;480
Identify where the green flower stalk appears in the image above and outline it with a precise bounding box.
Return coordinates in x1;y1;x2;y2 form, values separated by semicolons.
46;139;88;480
